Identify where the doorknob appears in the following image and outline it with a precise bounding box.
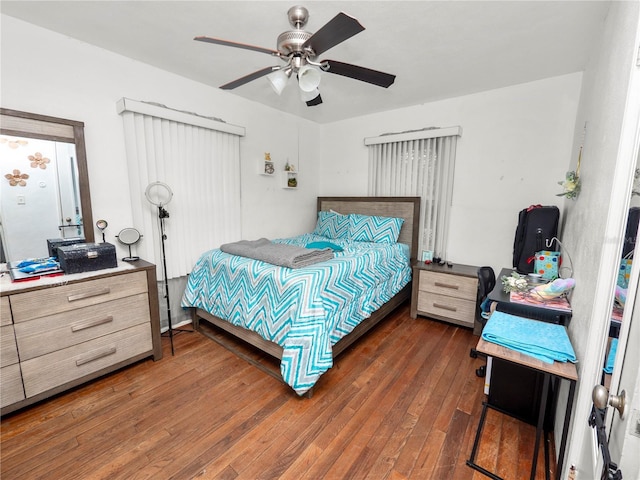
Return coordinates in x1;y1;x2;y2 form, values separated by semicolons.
593;385;626;418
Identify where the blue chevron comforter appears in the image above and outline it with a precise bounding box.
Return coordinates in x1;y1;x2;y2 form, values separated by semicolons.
181;233;411;395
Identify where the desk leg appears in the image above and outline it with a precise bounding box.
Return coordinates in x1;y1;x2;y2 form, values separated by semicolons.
556;379;576;480
530;373;550;480
467;402;505;480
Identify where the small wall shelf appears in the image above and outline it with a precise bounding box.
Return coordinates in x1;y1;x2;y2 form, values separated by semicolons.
260;159;275;176
283;171;298;189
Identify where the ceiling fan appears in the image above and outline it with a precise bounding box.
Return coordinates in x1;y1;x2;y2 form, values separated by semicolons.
194;5;396;106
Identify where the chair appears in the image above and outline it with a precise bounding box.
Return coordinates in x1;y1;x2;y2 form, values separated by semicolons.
470;266;496;377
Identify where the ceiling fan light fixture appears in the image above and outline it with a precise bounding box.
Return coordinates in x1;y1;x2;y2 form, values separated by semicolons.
267;68;292;95
300;87;320;102
297;64;321;92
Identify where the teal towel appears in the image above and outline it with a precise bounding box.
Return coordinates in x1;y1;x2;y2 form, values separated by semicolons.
482;311;576;364
604;338;617;374
305;241;344;252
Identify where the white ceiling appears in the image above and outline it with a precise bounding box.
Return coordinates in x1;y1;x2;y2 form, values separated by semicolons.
1;1;611;124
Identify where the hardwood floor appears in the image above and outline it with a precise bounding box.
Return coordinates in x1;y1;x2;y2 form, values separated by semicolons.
1;303;554;479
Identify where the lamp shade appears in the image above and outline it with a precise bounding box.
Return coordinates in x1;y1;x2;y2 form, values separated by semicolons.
297;65;321;92
267;69;291;95
300;87;320;102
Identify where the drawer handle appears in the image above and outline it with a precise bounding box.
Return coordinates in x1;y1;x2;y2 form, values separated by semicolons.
71;316;114;332
433;302;457;312
434;281;459;290
75;346;117;366
67;287;111;302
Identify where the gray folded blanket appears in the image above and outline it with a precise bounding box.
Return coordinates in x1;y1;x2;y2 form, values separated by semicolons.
220;238;334;269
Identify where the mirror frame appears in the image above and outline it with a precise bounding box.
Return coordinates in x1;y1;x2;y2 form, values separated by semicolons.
0;108;94;246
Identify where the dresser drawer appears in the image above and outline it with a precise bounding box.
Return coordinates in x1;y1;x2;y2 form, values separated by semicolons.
21;323;153;398
11;271;148;322
417;291;476;327
1;325;19;367
14;293;150;361
0;364;25;408
1;297;12;326
418;270;477;300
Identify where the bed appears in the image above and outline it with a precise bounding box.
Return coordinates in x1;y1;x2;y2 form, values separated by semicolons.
182;197;420;396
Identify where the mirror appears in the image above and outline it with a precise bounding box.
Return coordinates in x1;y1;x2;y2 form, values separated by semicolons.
0;108;94;262
603;152;639;388
116;227;142;262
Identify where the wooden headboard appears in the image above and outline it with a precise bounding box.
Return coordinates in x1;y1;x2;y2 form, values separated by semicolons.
317;197;421;262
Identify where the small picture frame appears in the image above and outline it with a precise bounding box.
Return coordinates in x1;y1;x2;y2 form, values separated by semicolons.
421;250;433;262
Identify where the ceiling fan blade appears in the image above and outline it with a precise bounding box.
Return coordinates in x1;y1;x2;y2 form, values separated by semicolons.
306;93;323;107
323;60;396;88
302;12;364;56
194;36;280;56
220;66;277;90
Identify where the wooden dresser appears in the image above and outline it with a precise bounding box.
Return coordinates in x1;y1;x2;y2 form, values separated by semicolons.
0;260;162;415
410;262;479;329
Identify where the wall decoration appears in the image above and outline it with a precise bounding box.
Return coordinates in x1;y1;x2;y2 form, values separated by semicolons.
263;152;275;175
0;137;28;149
5;169;29;186
284;161;298;188
558;146;582;200
559;124;586;200
28;152;50;169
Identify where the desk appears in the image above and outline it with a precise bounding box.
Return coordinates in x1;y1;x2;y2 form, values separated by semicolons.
488;268;572;326
467;339;578;480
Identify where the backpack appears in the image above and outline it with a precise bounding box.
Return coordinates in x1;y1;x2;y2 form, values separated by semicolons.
513;205;560;274
622;207;639;258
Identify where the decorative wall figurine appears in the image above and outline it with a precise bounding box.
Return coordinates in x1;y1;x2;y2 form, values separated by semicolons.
0;137;28;149
5;169;29;186
28;152;50;169
558;146;582;200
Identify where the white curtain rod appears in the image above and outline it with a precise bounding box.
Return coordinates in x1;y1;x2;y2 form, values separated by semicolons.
116;98;246;137
364;126;462;146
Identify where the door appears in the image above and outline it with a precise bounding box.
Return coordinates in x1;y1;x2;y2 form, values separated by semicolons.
607;286;639;478
591;96;640;480
591;255;639;479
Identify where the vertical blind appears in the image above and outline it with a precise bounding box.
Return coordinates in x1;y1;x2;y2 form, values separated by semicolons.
118;99;244;280
366;127;461;258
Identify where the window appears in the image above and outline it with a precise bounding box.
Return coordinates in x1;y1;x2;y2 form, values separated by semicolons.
118;98;244;279
365;126;461;258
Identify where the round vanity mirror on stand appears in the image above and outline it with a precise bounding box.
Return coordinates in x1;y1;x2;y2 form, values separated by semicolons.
116;227;142;262
96;219;108;243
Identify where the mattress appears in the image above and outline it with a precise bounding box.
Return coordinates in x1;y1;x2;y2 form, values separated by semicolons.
181;233;411;395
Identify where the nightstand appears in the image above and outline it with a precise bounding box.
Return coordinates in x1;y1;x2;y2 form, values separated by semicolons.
410;261;479;328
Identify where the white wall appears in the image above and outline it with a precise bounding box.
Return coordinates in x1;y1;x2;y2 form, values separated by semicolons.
320;74;582;274
1;15;322;263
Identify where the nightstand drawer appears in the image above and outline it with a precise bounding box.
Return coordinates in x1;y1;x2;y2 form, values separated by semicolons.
14;293;150;361
417;291;476;326
21;323;152;398
0;364;25;408
1;297;12;326
11;271;148;322
1;325;19;367
419;270;477;300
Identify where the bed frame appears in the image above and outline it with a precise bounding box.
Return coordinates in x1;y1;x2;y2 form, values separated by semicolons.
190;196;421;393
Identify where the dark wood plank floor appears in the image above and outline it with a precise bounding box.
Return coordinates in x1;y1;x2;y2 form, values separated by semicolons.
1;303;554;479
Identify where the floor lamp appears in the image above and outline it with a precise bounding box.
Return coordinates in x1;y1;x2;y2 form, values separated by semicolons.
145;181;176;355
